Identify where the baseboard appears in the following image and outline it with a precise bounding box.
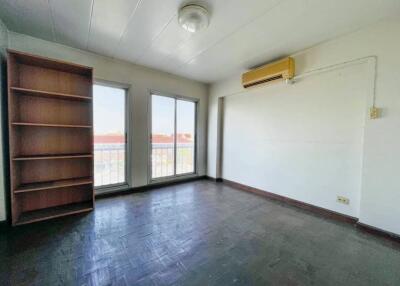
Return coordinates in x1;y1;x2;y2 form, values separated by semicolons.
96;175;207;199
220;178;400;244
356;222;400;244
222;178;358;224
205;176;223;182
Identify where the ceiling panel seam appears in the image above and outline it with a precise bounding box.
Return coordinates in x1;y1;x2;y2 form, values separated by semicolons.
112;0;144;58
134;13;178;62
85;0;95;49
47;0;56;41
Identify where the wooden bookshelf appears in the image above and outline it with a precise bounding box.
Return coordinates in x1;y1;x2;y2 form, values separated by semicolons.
7;50;94;226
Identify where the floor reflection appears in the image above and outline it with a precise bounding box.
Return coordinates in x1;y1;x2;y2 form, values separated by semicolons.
1;180;400;285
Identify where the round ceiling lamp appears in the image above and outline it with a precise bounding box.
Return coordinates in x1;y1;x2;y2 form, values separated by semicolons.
178;4;209;33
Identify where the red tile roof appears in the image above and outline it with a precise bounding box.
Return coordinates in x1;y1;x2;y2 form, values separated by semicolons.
152;134;193;143
94;134;193;144
94;134;124;144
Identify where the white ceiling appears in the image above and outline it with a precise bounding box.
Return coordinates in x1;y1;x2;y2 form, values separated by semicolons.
0;0;399;83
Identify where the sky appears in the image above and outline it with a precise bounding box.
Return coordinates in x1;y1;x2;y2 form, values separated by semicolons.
93;87;195;137
93;84;125;135
152;94;195;136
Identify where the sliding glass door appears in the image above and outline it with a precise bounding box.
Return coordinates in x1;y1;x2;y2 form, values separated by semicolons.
93;83;128;188
151;94;196;180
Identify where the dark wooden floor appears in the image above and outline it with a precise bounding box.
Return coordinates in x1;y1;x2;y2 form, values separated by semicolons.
1;180;400;286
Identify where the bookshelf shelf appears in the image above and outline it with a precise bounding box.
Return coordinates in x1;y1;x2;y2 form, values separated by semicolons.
13;154;92;161
12;122;92;128
15;202;93;226
11;87;92;101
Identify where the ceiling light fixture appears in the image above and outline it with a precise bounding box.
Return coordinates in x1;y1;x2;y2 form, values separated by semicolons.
178;4;209;33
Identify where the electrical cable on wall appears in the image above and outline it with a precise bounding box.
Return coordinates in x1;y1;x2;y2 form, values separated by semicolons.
225;56;379;119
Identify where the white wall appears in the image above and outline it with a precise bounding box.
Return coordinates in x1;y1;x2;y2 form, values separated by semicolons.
0;18;8;221
222;66;366;218
0;31;208;221
208;19;400;235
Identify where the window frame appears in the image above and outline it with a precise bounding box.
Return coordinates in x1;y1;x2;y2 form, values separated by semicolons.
148;90;198;183
93;79;132;195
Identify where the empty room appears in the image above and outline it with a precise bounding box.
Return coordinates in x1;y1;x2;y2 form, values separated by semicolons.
0;0;399;285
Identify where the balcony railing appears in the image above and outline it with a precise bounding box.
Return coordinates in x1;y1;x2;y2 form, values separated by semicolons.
151;143;195;179
94;143;125;187
94;143;195;186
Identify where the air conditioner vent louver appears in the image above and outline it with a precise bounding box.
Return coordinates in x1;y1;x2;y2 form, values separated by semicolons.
243;75;283;88
242;57;294;88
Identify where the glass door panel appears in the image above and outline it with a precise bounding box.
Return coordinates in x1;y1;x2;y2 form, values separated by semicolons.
151;95;175;179
93;84;126;187
176;100;196;175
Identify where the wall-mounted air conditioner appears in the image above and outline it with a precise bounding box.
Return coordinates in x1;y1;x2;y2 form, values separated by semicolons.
242;57;295;88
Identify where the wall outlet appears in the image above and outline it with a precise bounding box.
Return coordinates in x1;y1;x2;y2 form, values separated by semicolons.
370;106;380;119
337;196;350;205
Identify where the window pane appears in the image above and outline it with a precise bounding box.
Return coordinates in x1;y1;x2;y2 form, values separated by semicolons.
176;100;195;174
93;84;126;187
152;95;175;179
